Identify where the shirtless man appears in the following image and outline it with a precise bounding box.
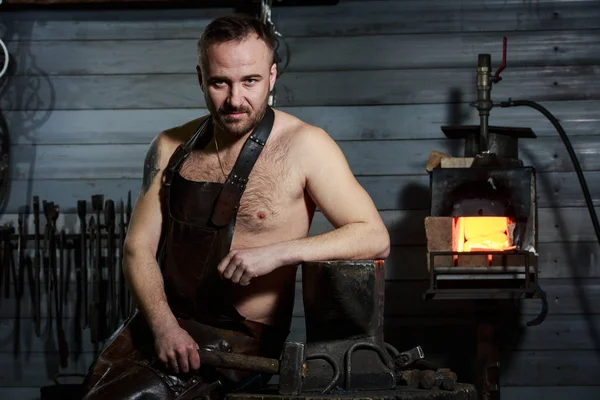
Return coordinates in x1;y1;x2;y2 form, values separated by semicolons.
84;13;389;399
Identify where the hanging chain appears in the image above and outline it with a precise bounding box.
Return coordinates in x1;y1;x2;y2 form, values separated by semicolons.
261;0;282;37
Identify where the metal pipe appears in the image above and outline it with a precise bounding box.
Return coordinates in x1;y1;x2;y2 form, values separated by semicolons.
476;54;492;153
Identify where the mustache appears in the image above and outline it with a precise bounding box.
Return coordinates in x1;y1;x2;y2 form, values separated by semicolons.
219;106;250;114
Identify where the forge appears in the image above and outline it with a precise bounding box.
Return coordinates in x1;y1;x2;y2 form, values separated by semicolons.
425;155;539;299
424;49;541;302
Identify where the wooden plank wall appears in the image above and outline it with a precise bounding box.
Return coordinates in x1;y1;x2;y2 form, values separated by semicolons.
1;0;600;398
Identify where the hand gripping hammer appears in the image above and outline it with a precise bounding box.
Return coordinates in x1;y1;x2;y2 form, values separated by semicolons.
198;341;329;395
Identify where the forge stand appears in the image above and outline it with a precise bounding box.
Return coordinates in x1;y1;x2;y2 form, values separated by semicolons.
423;132;542;400
423;50;548;400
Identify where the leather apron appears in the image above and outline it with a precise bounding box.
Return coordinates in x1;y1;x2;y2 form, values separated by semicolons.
83;108;288;400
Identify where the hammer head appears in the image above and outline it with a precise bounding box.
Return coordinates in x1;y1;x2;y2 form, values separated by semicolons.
278;342;305;395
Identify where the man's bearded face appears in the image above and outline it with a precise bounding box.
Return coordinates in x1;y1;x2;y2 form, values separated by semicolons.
200;35;276;137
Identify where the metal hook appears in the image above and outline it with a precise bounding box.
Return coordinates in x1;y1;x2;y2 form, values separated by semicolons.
493;37;507;84
0;38;9;80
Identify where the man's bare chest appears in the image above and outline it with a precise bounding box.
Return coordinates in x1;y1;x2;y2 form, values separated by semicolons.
178;147;301;233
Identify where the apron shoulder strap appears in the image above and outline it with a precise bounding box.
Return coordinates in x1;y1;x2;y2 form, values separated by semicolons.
210;107;275;227
164;117;212;187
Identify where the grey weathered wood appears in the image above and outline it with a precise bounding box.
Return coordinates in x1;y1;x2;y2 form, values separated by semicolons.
501;387;600;400
379;278;600;317
271;66;600;107
6;30;600;76
4;179;139;214
0;388;41;400
356;171;600;212
4;167;600;214
6;108;209;145
0;351;94;387
6;100;599;145
0;0;598;394
0;317;97;354
384;310;600;355
0;284;115;320
508;315;600;351
2;0;600;40
1;206;599;244
339;135;600;176
501;350;600;386
11;144;149;180
9;134;600;180
2;66;600;110
271;0;600;36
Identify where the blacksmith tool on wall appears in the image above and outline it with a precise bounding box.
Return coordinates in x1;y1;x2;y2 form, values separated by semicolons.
88;215;99;344
43;200;69;368
0;225;13;301
104;199;117;334
118;200;127;320
77;200;88;328
33;196;42;337
91;194;106;340
124;191;133;317
0;191;134;364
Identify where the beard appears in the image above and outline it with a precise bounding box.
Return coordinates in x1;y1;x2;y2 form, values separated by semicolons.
208;94;269;138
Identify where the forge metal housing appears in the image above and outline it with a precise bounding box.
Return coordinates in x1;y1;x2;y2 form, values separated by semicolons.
424;125;540;300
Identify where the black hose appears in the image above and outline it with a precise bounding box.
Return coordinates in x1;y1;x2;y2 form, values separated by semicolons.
498;99;600;248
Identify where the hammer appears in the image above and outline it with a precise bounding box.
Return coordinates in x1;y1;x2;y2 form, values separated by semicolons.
197;341;310;395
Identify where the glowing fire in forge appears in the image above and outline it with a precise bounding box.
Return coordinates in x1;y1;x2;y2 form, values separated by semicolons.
453;217;515;265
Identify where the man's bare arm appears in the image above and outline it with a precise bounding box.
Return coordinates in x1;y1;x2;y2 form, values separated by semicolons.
122;133;177;333
281;126;390;263
218;126;390;286
122;131;202;373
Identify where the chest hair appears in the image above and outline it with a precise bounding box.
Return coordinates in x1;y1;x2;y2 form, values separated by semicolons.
178;134;294;232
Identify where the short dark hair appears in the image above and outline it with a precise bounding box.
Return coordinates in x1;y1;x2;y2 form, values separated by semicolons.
197;14;276;67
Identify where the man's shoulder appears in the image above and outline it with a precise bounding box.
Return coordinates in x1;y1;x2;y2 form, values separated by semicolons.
145;115;210;168
274;109;331;147
159;115;210;145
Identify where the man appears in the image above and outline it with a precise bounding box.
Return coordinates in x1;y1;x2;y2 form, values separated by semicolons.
83;13;389;400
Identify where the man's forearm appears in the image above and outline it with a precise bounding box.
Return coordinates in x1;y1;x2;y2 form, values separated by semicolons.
278;221;390;266
122;246;178;335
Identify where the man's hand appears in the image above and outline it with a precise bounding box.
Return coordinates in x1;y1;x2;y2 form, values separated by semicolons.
154;323;201;374
217;244;285;286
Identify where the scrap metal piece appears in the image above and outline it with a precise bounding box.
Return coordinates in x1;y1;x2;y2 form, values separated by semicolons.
394;346;425;369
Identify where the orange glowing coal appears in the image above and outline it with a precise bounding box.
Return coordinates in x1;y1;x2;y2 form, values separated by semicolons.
453;217;515;262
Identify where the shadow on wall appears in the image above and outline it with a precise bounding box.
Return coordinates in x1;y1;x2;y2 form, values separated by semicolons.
0;18;56;216
0;18;71;383
520;146;600;354
445;87;471;157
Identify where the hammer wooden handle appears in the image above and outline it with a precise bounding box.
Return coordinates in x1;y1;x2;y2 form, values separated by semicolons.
199;349;280;375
